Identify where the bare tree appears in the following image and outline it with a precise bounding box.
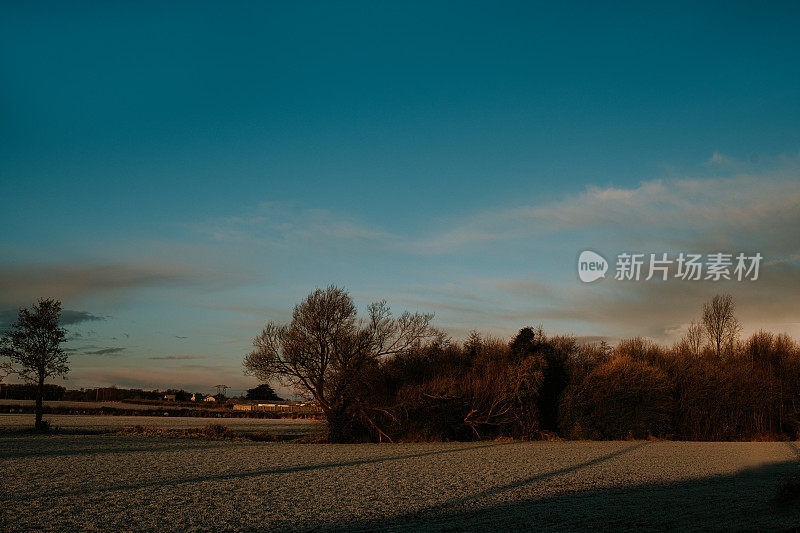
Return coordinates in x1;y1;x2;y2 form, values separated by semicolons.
214;384;229;400
243;286;443;442
0;298;69;430
682;320;704;357
701;294;740;358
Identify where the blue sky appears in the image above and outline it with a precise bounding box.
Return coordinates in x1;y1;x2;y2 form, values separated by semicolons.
2;2;799;394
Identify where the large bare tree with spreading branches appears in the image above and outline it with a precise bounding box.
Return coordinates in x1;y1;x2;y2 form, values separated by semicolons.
243;286;443;441
0;298;69;430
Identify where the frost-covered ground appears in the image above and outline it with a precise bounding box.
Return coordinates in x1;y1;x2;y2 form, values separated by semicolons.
0;413;322;436
0;399;183;410
2;430;799;531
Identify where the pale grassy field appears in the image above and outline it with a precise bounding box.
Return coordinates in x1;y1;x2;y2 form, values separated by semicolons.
0;413;323;436
2;417;799;531
0;399;180;410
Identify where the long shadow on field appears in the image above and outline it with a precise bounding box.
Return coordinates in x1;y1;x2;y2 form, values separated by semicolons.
405;441;649;516
338;454;800;532
7;441;517;502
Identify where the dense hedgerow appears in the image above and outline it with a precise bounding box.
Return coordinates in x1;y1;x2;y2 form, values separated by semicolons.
559;356;673;439
350;327;800;442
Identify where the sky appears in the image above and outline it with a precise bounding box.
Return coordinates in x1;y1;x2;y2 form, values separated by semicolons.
2;1;799;395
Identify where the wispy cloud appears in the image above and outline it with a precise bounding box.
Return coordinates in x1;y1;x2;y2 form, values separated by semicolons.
60;310;106;326
83;347;126;356
0;262;218;307
76;367;255;393
409;172;800;254
0;308;105;329
149;354;205;360
196;203;395;248
194;162;800;263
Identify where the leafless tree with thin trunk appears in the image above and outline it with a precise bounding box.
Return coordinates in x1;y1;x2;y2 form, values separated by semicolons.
243;286;444;442
682;320;704;357
701;294;741;358
0;298;69;430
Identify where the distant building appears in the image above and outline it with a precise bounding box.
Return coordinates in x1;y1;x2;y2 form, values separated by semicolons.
203;396;216;403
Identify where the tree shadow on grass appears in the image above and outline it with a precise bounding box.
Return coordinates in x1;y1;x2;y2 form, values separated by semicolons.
337;451;800;532
5;440;520;502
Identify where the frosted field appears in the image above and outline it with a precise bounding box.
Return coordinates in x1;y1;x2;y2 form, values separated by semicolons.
0;399;186;410
2;430;799;531
0;413;323;436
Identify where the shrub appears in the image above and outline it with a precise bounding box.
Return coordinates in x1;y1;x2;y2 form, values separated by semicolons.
198;423;237;439
560;356;674;439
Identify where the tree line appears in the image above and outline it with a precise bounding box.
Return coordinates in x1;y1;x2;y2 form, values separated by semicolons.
244;287;800;442
3;291;798;441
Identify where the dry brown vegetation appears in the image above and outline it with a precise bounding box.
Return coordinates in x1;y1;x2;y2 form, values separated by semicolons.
246;288;800;443
111;423;281;441
356;326;800;442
